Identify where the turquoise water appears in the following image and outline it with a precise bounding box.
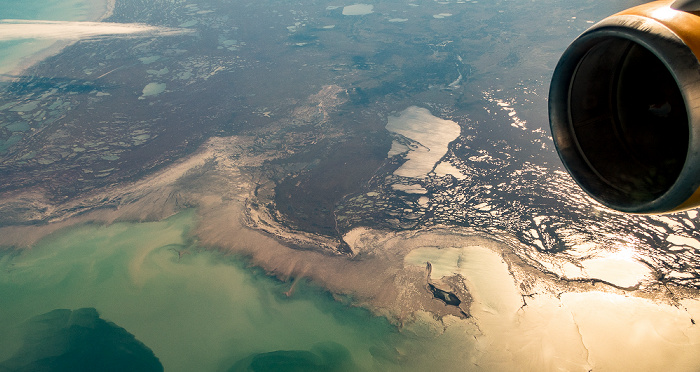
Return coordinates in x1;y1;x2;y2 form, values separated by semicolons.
0;0;98;77
0;0;92;20
0;211;416;371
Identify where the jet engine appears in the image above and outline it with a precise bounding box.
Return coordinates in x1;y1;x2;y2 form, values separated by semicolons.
549;0;700;213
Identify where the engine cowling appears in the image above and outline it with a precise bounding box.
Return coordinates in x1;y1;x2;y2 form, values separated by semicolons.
549;0;700;213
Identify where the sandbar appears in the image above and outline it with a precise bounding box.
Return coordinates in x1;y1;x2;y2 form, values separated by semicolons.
0;0;114;80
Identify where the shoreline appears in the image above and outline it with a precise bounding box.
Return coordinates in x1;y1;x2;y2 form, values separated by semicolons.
1;132;700;369
0;0;116;81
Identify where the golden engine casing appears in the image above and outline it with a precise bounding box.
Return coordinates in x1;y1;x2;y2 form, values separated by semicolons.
549;0;700;213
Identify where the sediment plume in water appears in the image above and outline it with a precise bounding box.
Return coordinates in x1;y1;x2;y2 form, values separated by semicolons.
0;132;699;371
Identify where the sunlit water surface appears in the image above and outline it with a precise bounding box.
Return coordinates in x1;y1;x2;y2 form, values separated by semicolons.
404;245;700;371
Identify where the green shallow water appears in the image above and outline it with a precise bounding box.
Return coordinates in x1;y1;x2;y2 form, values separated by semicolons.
0;211;413;372
0;0;94;20
0;0;99;77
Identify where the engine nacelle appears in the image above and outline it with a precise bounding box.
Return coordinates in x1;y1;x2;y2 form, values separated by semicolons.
549;0;700;213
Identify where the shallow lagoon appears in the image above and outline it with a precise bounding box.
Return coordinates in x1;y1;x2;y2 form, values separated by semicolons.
0;0;102;77
0;211;406;371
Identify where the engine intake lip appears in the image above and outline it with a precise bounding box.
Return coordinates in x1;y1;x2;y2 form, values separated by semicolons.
549;14;700;213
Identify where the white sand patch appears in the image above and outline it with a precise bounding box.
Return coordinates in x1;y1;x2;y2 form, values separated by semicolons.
558;261;586;278
392;183;427;194
287;22;303;32
473;202;491;211
483;91;527;130
668;234;700;250
580;256;653;287
386;106;461;178
560;244;652;287
434;161;467;179
0;20;192;41
387;141;410;157
342;4;374;16
417;196;430;206
655;215;685;230
448;73;463;88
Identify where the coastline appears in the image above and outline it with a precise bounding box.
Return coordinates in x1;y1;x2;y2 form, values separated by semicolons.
0;0;115;81
2;134;700;370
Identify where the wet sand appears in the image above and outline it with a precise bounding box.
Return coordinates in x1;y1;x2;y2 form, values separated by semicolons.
1;130;700;370
0;133;474;322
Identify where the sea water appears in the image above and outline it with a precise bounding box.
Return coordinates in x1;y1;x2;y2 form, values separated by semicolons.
0;0;97;77
0;211;414;371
